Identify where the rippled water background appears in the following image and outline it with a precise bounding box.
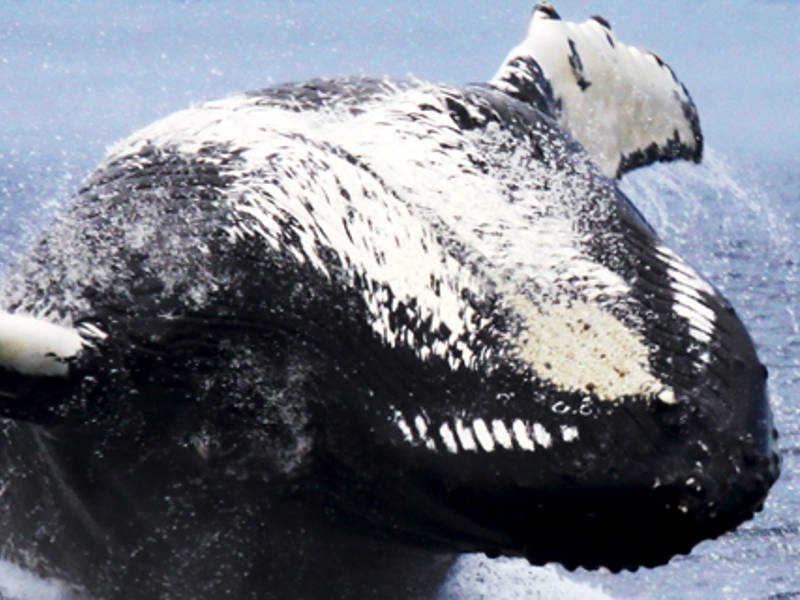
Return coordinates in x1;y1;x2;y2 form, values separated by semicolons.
1;1;798;598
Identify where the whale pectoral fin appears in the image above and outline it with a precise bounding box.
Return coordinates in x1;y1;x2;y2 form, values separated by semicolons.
0;312;97;423
490;4;703;178
0;312;84;378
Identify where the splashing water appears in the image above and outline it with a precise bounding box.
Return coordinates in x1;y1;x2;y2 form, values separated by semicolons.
438;557;614;600
0;562;67;600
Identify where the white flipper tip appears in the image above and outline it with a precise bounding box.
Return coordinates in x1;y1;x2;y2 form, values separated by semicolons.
0;312;85;377
491;4;702;178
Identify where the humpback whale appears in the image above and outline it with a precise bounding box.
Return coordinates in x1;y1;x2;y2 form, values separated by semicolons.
0;3;779;599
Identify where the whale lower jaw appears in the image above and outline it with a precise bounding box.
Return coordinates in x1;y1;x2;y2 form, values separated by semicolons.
321;384;778;573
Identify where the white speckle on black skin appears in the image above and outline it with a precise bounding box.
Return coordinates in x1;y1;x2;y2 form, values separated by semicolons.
532;422;552;448
561;424;579;442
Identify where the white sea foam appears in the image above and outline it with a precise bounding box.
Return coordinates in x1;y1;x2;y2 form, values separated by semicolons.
438;555;617;600
0;561;70;600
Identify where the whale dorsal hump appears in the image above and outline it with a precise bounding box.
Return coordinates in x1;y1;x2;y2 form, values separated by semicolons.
490;3;703;178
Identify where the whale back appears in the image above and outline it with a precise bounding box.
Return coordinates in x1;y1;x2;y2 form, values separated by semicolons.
491;3;702;178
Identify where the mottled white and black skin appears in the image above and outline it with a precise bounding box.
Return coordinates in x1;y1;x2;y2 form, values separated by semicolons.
491;3;703;178
0;4;779;600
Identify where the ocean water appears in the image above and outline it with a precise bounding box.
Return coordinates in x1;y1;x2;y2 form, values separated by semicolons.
1;1;798;599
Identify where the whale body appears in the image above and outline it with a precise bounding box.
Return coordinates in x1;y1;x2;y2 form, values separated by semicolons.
0;4;779;599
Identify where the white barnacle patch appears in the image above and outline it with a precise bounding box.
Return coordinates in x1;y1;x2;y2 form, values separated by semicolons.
508;295;671;402
0;312;85;377
512;418;536;452
532;422;553;449
472;418;496;452
657;245;718;353
392;409;414;444
491;419;514;450
439;422;459;454
560;424;580;443
455;418;478;452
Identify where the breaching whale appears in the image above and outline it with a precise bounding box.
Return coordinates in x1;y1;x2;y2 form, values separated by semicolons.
0;3;779;599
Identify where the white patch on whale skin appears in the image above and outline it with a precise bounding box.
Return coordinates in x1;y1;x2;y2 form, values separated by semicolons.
414;414;437;451
439;422;459;454
657;244;718;354
561;424;580;443
102;78;640;376
491;419;514;450
393;410;414;444
508;296;673;402
512;419;535;452
0;312;84;377
106;85;494;372
491;8;700;178
532;422;552;449
455;418;478;452
472;418;496;452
